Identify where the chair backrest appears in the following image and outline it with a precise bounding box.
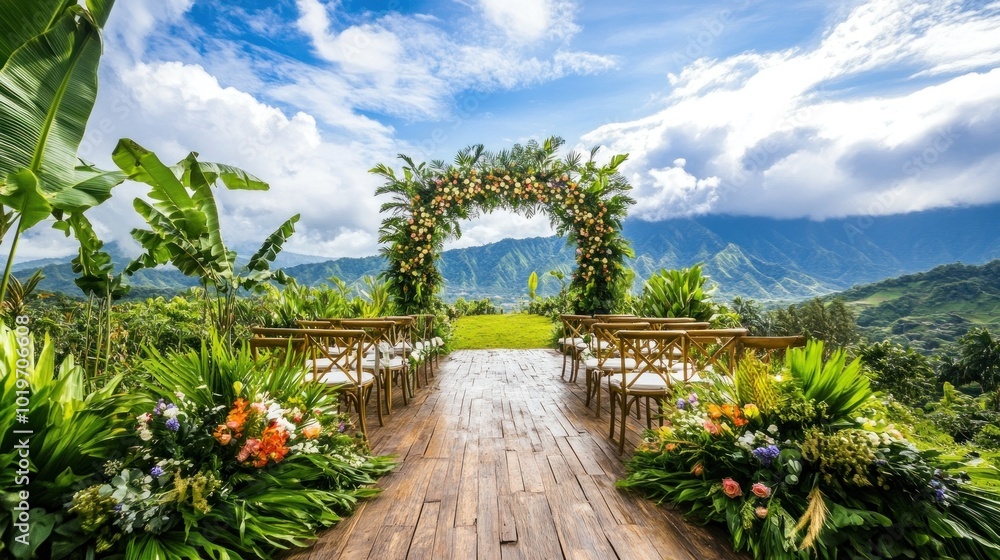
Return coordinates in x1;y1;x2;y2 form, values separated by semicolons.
382;316;415;347
248;335;306;361
616;329;686;390
250;327;366;383
559;314;591;341
296;319;335;329
590;322;650;368
594;314;637;320
737;336;807;365
339;319;395;358
642;318;710;331
682;328;748;377
409;314;435;343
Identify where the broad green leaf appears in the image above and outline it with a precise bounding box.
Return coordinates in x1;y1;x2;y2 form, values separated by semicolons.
85;0;116;29
0;0;73;67
47;161;125;212
0;169;50;230
180;160;269;191
0;11;102;198
245;214;299;273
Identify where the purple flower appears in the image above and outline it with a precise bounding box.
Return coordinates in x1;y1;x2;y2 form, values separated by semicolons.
153;399;166;415
150;466;165;477
676;398;687;410
688;393;698;404
114;503;123;511
165;417;180;431
935;488;947;502
337;421;347;433
752;445;781;466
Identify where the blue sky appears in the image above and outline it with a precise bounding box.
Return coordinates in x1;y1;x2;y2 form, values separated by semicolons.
16;0;1000;260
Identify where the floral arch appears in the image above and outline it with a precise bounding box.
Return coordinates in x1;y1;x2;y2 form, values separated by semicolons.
373;137;635;314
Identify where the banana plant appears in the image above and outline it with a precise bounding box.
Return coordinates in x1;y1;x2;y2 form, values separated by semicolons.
61;212;129;381
0;0;124;305
113;139;298;340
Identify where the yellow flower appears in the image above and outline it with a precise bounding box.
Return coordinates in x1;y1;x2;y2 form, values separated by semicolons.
233;381;244;396
743;403;760;420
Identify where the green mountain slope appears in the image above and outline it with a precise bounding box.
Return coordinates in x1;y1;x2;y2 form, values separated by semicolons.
9;203;1000;304
832;260;1000;351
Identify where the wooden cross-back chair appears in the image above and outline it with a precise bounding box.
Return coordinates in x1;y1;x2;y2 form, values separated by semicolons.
409;313;438;378
609;329;686;453
249;327;377;439
678;328;749;381
558;314;591;381
737;336;807;366
382;316;422;391
585;321;650;417
340;319;410;416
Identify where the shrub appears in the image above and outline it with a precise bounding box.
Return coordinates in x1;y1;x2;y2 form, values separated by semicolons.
974;424;1000;450
637;264;716;321
858;340;938;407
619;343;1000;560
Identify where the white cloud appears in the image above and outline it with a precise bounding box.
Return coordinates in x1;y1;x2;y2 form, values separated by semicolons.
584;0;1000;220
290;0;615;119
75;61;395;260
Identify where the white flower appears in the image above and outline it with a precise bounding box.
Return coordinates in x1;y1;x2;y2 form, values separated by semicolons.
139;429;153;441
767;424;779;435
266;402;284;421
866;432;880;445
163;407;179;419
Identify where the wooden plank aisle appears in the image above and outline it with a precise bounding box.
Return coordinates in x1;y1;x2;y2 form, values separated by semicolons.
286;349;745;560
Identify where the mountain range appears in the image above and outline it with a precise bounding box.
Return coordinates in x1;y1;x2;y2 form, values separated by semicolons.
9;203;1000;305
830;259;1000;352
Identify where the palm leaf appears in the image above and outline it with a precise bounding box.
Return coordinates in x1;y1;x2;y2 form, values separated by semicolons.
246;214;299;273
0;9;103;201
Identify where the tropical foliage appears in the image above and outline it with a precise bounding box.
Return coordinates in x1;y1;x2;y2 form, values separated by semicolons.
113;139;298;340
0;330;393;559
374;137;635;315
620;341;1000;559
0;0;124;304
635;264;717;321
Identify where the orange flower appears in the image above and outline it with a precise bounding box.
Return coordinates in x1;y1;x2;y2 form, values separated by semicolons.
691;463;704;476
721;404;737;419
733;416;749;427
707;404;723;420
255;422;290;467
226;398;249;431
665;443;677;452
213;425;232;445
302;424;322;440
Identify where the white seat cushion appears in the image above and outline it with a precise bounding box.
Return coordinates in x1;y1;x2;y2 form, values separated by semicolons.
307;358;334;371
363;356;407;370
584;357;637;371
607;372;670;391
318;369;375;386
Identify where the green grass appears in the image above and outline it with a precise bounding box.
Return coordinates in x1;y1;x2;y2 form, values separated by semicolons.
451;313;555;350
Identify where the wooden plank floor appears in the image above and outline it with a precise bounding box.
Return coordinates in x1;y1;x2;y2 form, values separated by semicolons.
287;349;744;560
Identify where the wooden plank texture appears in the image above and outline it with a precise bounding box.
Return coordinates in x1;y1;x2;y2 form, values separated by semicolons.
285;349;744;560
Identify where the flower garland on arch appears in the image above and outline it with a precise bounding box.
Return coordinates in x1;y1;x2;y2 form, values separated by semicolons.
374;137;635;314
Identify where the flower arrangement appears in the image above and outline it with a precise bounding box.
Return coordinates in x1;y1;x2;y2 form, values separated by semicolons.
65;342;395;558
374;137;635;314
620;341;1000;559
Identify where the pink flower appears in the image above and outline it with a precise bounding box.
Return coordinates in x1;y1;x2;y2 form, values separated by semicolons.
755;507;768;519
252;402;267;413
703;419;722;436
237;438;261;462
752;483;772;498
721;478;742;499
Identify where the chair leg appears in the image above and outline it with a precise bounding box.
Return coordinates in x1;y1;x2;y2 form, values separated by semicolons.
618;396;629;454
355;389;368;442
595;373;602;419
584;368;593;407
373;382;384;427
561;346;568;380
609;390;617;439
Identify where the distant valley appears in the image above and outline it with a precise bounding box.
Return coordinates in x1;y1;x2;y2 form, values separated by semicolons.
9;203;1000;307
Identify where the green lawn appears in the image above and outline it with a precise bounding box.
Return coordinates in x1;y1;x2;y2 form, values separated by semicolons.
451;313;555;349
